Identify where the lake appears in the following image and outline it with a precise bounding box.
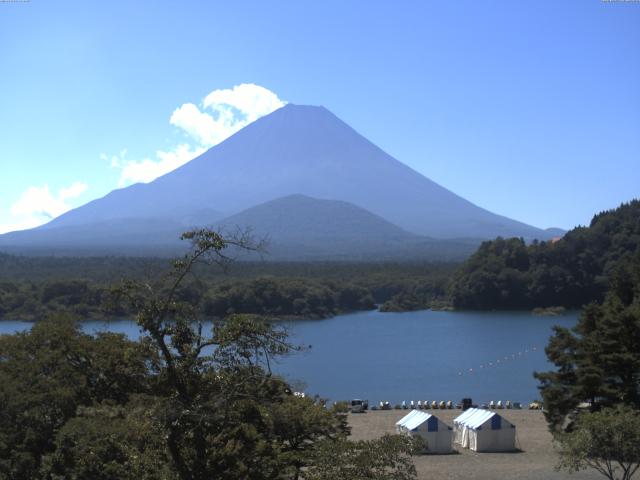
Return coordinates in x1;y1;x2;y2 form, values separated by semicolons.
0;309;578;405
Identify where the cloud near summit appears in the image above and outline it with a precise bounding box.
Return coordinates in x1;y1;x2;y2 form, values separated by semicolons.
0;182;88;234
1;84;285;234
112;84;286;185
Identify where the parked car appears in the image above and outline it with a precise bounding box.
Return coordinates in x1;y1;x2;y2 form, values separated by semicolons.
350;399;369;413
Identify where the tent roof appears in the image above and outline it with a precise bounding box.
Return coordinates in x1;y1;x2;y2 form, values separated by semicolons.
453;408;478;425
396;410;417;425
454;408;508;430
396;410;439;431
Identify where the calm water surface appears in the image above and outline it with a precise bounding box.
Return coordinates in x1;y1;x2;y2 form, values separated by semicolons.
1;309;577;405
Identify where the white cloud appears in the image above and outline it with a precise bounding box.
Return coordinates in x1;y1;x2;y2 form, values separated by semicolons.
110;83;286;185
203;83;286;124
1;84;285;234
169;103;220;146
0;182;88;234
59;181;89;200
111;144;206;186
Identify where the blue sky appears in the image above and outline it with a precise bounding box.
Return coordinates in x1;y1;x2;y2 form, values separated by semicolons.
0;0;638;233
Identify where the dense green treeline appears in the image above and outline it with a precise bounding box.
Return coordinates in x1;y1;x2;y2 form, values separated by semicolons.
0;280;111;320
0;254;453;283
0;278;371;321
203;278;375;318
0;262;456;321
3;199;637;319
449;200;640;310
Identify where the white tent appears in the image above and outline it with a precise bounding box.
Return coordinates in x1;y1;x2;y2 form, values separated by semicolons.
395;410;453;454
453;408;516;452
453;408;478;445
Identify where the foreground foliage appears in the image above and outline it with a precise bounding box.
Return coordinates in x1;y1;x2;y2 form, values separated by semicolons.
0;229;418;480
556;406;640;480
535;251;640;430
0;317;151;479
537;246;640;479
304;434;421;480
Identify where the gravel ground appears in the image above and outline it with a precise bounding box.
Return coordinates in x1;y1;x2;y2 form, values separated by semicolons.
348;409;601;480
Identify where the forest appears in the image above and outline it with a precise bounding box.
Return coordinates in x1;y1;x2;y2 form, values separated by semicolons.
1;201;639;321
0;256;455;321
448;200;640;310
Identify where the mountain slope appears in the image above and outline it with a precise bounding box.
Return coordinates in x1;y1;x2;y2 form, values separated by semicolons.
32;104;552;240
0;218;188;256
217;194;414;245
214;194;477;260
0;104;560;258
0;194;480;260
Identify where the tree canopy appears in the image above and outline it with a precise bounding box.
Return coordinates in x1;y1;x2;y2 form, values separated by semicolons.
449;200;640;310
0;256;455;321
556;406;640;480
535;249;640;430
536;245;640;480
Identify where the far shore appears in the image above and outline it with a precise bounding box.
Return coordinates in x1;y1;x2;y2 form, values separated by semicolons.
0;304;576;324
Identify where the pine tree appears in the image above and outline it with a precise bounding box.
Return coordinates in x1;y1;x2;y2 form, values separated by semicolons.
535;251;640;431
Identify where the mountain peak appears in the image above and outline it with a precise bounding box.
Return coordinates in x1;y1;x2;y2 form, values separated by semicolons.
279;103;328;112
246;102;345;134
1;103;558;250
